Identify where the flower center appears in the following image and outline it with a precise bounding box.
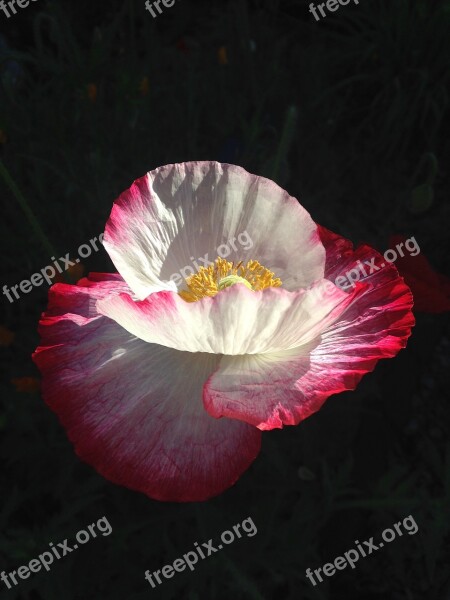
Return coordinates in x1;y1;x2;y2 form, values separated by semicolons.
179;257;282;303
217;274;253;291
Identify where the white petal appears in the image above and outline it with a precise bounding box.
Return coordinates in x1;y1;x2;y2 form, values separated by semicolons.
97;280;364;355
103;161;325;299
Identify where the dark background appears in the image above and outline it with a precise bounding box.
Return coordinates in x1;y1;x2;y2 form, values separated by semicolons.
1;0;450;598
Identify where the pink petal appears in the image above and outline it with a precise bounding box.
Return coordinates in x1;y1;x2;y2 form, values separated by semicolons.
203;233;414;430
33;275;261;502
103;161;325;299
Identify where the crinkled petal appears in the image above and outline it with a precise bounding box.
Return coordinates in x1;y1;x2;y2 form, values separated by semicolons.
33;276;261;502
43;273;132;319
103;161;325;299
203;234;414;430
97;280;366;355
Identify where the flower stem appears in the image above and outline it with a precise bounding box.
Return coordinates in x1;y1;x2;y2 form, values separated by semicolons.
271;105;298;183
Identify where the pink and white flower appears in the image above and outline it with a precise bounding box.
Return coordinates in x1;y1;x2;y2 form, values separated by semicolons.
33;161;414;502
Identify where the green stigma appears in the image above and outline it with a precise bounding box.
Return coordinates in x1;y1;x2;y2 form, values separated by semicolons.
217;275;253;291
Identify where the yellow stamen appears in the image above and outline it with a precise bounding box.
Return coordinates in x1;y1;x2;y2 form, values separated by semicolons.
179;257;282;302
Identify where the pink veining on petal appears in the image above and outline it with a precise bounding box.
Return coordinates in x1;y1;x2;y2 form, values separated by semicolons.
33;274;261;502
203;230;414;430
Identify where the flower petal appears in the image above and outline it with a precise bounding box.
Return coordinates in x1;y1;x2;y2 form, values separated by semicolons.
97;280;365;355
43;273;132;319
103;161;325;299
203;234;414;430
33;275;261;502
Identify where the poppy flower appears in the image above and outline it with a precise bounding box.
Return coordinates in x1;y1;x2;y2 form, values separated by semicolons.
33;162;414;502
